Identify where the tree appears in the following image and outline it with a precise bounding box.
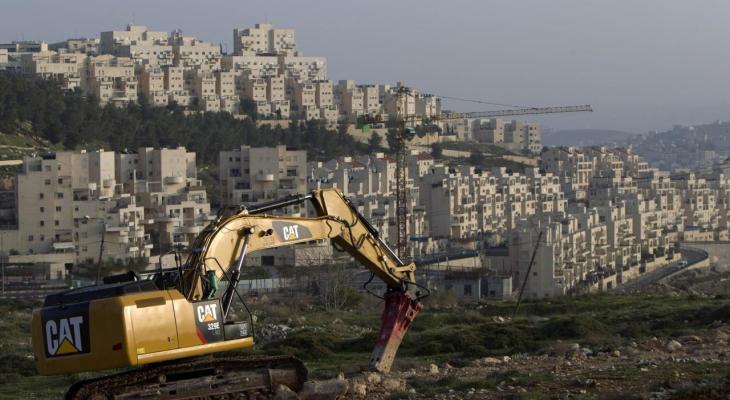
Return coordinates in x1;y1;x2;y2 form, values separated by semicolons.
468;149;485;165
431;142;443;158
385;125;416;155
0;72;370;165
367;132;382;152
239;98;257;120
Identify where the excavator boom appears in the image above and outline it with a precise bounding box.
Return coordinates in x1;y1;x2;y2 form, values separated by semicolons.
183;188;423;372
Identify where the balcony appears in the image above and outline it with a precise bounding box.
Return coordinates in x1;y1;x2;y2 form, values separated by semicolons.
52;241;75;251
164;176;185;185
255;173;275;182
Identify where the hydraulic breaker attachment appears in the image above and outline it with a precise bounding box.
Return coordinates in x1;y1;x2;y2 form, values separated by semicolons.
369;290;422;373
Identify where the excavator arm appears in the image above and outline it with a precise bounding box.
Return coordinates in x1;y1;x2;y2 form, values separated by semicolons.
180;188;423;372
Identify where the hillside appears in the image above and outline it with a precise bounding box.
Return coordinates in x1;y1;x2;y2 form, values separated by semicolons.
620;121;730;170
0;72;368;165
542;129;638;147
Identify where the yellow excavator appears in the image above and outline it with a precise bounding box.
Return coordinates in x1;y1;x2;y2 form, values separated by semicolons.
31;188;425;399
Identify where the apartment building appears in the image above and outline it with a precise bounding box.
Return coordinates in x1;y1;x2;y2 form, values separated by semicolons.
277;54;327;82
222;54;279;79
336;80;364;122
18;51;85;90
116;147;213;252
5;151;150;263
307;152;430;255
169;30;221;71
219;145;307;208
0;41;48;54
15;23;456;127
100;25;167;55
541;147;593;200
138;66;167;106
217;145;335;266
49;38;100;55
470;119;541;154
82;55;137;105
1;147;214;267
233;24;296;56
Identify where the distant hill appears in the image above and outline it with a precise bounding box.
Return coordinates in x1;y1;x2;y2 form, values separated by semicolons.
543;129;638;147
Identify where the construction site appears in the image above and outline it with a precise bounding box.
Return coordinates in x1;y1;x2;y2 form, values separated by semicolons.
5;2;730;399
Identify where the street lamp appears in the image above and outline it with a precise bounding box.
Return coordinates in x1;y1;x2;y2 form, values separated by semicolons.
84;215;105;285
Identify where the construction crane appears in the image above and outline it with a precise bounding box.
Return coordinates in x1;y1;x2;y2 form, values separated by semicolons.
441;105;593;120
388;87;592;259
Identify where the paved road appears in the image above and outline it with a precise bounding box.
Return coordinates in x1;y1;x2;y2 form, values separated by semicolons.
615;249;707;293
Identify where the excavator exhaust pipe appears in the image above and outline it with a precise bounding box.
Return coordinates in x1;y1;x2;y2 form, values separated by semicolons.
369;290;422;373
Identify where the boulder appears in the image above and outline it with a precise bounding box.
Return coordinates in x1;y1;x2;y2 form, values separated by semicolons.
666;340;682;352
382;377;406;392
429;363;440;374
349;382;367;397
365;372;381;384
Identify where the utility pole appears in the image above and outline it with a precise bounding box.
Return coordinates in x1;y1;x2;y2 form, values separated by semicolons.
1;233;5;297
395;86;410;260
96;221;105;285
513;230;543;318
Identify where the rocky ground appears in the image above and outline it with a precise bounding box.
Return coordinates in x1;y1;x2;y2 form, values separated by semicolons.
286;327;730;399
2;267;730;399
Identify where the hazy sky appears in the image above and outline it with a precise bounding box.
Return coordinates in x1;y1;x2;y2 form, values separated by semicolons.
3;0;730;133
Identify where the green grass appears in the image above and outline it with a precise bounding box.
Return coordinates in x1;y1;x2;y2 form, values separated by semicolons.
0;132;60;161
2;292;729;397
0;132;39;148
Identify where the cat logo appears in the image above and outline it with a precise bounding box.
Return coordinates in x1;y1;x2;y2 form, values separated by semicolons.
272;221;312;242
45;317;84;356
196;303;219;323
194;300;223;343
282;225;300;241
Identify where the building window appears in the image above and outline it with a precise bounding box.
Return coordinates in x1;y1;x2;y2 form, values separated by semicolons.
56;206;62;212
55;220;59;226
28;235;33;241
40;207;44;212
40;221;45;227
56;193;63;199
44;179;51;185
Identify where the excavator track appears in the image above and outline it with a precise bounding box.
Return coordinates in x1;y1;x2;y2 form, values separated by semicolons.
65;355;307;400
